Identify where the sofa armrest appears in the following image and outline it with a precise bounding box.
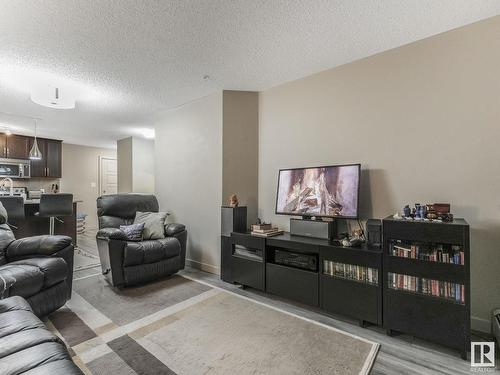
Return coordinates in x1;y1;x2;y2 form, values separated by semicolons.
97;228;128;241
165;223;186;236
6;235;72;260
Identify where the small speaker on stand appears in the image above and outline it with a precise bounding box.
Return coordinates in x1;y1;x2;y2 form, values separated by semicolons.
221;206;247;237
366;219;382;249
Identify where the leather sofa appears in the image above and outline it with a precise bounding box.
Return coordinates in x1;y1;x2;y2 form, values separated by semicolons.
0;296;82;374
0;205;74;317
96;194;187;287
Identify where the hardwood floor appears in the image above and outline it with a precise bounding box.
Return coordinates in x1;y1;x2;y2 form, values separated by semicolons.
73;231;499;374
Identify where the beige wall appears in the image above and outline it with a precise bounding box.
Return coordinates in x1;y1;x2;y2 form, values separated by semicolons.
117;137;155;193
132;137;155;194
258;16;500;332
222;90;259;225
117;137;133;193
61;143;116;229
155;92;223;274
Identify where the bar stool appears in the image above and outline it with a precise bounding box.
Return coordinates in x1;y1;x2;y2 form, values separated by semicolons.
0;196;25;228
36;193;73;235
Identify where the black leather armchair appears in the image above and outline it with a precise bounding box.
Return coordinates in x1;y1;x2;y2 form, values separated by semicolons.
0;205;74;317
96;194;187;287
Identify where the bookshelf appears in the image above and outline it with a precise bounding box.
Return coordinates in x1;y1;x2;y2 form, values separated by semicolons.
383;217;470;359
320;244;382;326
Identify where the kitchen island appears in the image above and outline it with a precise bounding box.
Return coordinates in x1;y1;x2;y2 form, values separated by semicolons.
10;200;79;245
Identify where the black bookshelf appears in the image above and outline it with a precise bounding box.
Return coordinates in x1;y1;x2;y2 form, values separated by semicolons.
383;217;470;359
221;232;383;326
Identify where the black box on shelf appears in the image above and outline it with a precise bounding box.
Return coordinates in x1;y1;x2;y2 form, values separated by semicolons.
221;206;247;236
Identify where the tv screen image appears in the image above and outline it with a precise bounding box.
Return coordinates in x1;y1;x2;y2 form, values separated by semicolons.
276;164;360;218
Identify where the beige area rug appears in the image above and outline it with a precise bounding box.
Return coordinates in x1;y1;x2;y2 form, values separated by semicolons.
48;274;379;375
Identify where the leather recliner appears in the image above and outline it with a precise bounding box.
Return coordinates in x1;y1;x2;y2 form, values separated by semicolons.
96;194;187;287
0;204;74;317
0;296;82;374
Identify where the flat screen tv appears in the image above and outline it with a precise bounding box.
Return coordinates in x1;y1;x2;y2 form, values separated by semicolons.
275;164;360;219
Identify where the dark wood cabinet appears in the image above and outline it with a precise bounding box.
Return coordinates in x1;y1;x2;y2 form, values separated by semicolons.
45;140;62;178
6;135;30;159
27;137;62;178
0;135;6;158
28;138;47;177
0;133;62;177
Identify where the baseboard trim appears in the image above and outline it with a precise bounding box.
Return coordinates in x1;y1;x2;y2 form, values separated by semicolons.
472;316;491;334
186;258;220;275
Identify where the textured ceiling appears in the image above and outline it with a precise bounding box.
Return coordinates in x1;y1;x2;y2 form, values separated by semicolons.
0;1;499;148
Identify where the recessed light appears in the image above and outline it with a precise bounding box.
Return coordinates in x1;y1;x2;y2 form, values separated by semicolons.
203;75;210;81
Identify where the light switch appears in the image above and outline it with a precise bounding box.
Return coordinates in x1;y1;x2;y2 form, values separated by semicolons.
91;182;97;188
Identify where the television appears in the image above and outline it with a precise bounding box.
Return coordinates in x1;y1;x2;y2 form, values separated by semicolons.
275;164;360;219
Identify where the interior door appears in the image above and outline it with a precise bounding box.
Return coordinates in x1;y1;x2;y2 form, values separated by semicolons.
6;135;29;159
28;138;47;177
99;157;117;195
46;140;62;178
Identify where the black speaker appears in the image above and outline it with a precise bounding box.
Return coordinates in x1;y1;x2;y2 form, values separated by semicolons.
290;218;335;240
221;206;247;237
366;219;382;249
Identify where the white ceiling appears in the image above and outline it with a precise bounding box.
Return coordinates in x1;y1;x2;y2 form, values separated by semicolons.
0;1;499;149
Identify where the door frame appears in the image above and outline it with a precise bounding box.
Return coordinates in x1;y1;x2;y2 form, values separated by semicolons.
98;156;117;197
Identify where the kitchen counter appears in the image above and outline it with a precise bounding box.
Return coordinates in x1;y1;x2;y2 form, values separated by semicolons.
9;201;79;245
23;199;83;205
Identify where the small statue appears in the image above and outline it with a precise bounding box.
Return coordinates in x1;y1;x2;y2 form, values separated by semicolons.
229;194;239;208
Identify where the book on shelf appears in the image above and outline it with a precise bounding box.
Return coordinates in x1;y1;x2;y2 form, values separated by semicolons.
390;240;464;265
388;272;464;303
250;229;284;237
251;227;280;233
251;223;273;231
323;260;378;285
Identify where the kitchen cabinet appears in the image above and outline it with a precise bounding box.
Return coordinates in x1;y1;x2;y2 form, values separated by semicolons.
0;134;29;159
28;137;46;177
6;135;29;159
27;138;62;178
45;140;62;178
0;132;63;178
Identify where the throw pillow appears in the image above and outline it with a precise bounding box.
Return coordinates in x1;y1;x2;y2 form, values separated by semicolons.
133;212;168;239
119;223;145;241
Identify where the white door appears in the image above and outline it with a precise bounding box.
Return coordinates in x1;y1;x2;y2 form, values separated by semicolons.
99;157;118;196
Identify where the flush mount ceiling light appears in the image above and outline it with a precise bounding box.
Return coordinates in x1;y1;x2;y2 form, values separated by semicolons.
0;65;103;109
30;85;76;109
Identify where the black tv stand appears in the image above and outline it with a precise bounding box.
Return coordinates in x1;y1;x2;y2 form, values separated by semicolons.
221;231;383;326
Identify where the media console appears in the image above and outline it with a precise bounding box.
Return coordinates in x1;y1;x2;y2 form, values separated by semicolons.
221;219;471;359
221;231;383;326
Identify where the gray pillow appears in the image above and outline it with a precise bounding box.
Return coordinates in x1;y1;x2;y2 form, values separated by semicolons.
133;211;168;239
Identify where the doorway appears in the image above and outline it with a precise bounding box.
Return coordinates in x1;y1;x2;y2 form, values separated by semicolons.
99;156;118;196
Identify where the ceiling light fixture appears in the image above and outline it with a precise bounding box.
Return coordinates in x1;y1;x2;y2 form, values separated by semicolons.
29;119;42;160
142;128;155;139
30;85;76;109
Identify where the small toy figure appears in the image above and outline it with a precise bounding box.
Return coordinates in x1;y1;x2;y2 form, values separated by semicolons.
229;194;239;207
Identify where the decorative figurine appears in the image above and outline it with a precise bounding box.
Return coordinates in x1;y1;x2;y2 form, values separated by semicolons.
229;194;239;207
403;205;411;217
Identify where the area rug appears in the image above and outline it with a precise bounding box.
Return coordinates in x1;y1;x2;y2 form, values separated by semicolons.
47;274;379;375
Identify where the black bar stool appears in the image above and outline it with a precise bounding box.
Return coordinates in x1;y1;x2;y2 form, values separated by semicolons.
36;193;74;235
0;196;25;228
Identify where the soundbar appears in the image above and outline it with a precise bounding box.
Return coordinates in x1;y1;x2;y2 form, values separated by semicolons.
290;218;335;240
